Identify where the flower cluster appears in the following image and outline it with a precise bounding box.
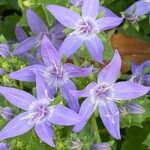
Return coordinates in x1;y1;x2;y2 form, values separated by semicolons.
0;0;149;149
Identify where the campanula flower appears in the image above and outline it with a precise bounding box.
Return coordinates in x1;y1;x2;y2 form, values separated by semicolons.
71;51;149;139
0;142;8;150
47;0;123;63
123;0;150;24
0;75;83;147
0;107;14;120
9;35;93;112
92;143;110;150
130;60;150;86
119;102;145;116
13;9;65;55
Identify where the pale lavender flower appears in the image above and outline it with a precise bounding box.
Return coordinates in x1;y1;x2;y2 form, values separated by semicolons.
9;35;93;112
0;107;14;120
71;50;149;139
130;60;150;86
92;143;110;150
0;68;5;76
123;0;150;24
119;102;145;115
0;75;83;147
13;9;65;55
47;0;123;63
0;44;11;58
15;24;28;42
0;142;8;150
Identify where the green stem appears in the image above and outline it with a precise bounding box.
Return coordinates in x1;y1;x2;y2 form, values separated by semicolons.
91;116;101;143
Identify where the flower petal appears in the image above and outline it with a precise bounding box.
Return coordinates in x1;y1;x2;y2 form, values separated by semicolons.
9;65;45;82
70;82;97;98
98;50;121;84
27;9;48;34
13;36;40;55
111;81;149;100
35;74;49;100
59;79;80;112
0;142;8;150
73;98;96;132
99;100;121;139
63;63;93;78
0;112;34;140
15;25;28;42
82;0;99;19
125;1;150;16
48;105;83;125
47;5;81;29
0;44;10;58
59;33;83;57
143;74;150;85
85;35;104;63
0;86;36;110
96;17;123;31
41;35;61;66
0;68;5;76
35;121;55;147
99;6;118;17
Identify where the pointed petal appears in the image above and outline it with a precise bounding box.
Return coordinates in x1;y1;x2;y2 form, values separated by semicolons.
73;98;96;132
41;35;60;66
70;82;97;98
63;63;93;78
96;17;123;31
35;74;49;100
27;9;48;34
99;100;121;139
0;112;34;140
98;50;121;84
48;105;83;125
111;81;149;100
59;79;80;112
47;5;81;29
0;86;36;110
125;1;150;16
0;44;10;58
59;33;83;57
0;142;8;150
13;36;40;55
15;25;28;42
0;68;5;76
143;74;150;85
99;6;118;17
35;122;55;147
85;35;104;63
9;65;45;82
49;22;66;39
82;0;99;19
131;62;139;74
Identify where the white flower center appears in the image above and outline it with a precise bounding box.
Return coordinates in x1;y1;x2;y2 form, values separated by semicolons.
76;18;99;39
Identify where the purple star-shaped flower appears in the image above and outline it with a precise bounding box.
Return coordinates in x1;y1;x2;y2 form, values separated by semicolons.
47;0;123;63
0;75;83;147
130;60;150;86
13;9;66;55
71;51;149;139
123;0;150;24
9;35;93;112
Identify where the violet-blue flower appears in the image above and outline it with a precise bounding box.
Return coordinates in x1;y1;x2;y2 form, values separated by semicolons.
92;142;110;150
0;107;14;120
123;0;150;24
47;0;123;63
9;35;93;112
13;9;65;55
130;60;150;86
0;75;83;147
0;142;8;150
71;50;149;139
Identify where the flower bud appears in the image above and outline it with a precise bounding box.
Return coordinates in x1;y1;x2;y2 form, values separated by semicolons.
0;142;8;150
0;107;14;120
92;143;111;150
